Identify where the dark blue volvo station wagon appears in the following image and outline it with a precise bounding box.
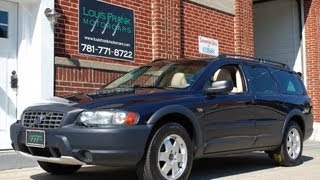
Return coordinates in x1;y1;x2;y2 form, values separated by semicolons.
10;54;313;180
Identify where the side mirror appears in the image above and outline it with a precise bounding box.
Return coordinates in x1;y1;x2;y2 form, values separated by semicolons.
205;80;234;95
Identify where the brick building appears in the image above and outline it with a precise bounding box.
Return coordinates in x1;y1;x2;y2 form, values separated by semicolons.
0;0;319;148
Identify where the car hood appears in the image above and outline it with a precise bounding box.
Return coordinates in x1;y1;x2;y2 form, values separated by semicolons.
60;87;189;110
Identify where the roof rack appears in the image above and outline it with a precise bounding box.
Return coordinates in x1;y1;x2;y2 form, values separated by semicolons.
152;58;168;62
152;57;215;62
218;53;290;69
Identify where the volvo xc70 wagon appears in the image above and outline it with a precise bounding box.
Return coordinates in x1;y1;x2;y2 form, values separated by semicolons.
11;54;313;180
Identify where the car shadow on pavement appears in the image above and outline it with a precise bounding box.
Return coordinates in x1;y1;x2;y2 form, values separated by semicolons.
30;153;313;180
189;153;313;180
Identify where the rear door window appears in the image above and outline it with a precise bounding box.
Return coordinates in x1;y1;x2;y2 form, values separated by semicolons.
245;65;278;94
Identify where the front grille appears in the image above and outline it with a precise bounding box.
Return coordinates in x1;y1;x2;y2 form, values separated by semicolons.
23;111;64;129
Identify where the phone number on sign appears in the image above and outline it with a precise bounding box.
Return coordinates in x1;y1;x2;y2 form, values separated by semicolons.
80;44;133;59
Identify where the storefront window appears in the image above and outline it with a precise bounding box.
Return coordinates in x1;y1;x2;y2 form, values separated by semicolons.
0;11;8;38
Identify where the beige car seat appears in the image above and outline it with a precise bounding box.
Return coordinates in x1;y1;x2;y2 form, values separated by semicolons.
171;73;188;88
213;68;242;93
234;69;243;92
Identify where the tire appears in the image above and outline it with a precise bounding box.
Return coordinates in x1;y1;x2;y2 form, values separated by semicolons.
268;121;303;166
38;161;82;175
137;123;193;180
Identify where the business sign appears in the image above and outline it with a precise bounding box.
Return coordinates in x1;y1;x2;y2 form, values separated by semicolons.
198;36;219;57
78;0;135;61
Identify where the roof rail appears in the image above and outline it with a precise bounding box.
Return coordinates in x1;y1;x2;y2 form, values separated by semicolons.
152;58;167;62
218;53;290;69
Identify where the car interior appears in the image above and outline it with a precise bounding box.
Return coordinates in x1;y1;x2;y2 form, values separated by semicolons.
212;65;244;93
170;72;189;88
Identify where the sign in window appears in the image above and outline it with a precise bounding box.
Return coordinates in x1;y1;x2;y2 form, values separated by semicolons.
0;11;8;38
78;0;135;61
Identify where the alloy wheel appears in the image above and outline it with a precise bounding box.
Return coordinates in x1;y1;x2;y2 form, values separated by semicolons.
286;128;301;160
157;134;188;180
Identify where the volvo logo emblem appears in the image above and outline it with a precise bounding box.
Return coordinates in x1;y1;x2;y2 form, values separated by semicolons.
34;115;46;125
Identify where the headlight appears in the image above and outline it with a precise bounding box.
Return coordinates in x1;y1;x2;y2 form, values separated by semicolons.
77;110;139;126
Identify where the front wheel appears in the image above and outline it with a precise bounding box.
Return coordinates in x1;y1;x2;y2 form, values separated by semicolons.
137;123;193;180
268;121;303;166
38;161;82;175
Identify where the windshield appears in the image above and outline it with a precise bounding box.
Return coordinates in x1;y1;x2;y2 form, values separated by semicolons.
104;61;208;89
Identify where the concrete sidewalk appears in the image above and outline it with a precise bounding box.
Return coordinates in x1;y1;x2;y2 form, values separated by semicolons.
0;141;319;180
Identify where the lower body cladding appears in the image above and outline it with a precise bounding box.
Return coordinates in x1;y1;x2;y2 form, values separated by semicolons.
10;123;153;166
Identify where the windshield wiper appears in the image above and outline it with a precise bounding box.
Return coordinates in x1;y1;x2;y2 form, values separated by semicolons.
132;85;166;89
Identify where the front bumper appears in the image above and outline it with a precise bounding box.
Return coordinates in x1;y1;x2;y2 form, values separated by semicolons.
17;151;84;165
10;123;153;166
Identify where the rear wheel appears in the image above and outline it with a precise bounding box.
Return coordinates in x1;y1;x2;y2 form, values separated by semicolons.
38;161;82;175
268;121;303;166
137;123;193;180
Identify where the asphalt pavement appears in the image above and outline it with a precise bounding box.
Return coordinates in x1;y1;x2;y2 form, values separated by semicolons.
0;150;37;171
0;141;319;180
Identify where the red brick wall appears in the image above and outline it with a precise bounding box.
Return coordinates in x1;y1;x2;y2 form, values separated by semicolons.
152;0;181;59
55;66;124;97
181;1;235;58
234;0;254;56
304;0;320;121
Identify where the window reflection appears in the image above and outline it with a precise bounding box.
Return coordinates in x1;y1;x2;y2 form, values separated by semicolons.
0;11;8;38
0;11;8;24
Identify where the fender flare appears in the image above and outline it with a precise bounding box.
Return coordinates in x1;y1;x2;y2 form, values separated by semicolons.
147;105;202;154
282;109;305;135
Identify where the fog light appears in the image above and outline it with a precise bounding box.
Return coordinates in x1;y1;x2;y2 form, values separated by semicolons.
79;150;93;163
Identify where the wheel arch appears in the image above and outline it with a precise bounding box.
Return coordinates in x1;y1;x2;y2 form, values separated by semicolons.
147;105;202;157
282;109;306;138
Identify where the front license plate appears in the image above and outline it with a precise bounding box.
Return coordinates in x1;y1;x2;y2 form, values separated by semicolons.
26;130;45;148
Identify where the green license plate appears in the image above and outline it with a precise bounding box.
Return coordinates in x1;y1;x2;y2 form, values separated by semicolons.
26;130;45;148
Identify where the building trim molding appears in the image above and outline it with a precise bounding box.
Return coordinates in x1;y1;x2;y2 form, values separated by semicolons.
189;0;235;15
55;56;137;73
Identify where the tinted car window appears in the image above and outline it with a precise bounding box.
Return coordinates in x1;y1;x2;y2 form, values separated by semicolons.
246;65;277;94
270;69;305;95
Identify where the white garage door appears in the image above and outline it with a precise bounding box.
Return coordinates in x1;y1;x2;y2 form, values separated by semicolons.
254;0;302;73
